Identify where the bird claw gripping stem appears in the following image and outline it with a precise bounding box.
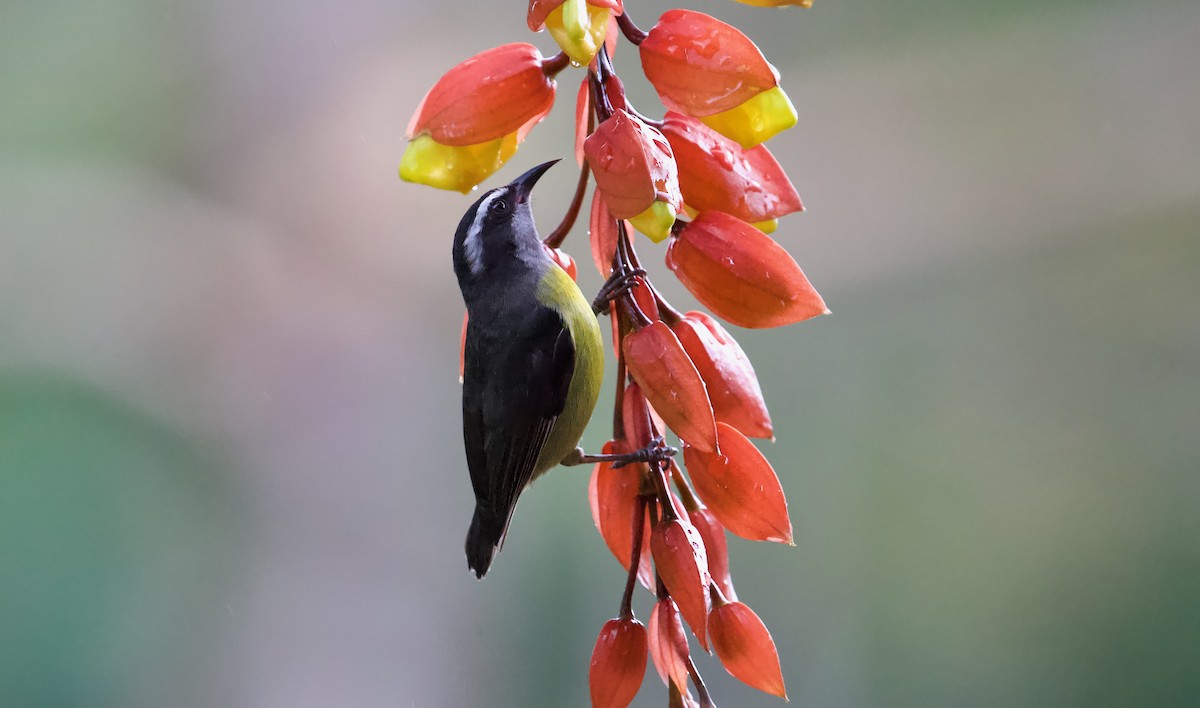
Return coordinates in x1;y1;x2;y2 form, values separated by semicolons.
592;267;648;315
563;435;677;468
612;435;678;469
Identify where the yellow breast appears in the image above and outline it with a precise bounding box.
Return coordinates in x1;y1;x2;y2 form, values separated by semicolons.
533;264;604;475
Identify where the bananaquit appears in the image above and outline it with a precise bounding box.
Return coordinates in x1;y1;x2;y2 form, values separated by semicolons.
453;160;605;578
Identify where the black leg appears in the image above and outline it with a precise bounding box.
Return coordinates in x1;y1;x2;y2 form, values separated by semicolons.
592;267;647;315
562;436;677;468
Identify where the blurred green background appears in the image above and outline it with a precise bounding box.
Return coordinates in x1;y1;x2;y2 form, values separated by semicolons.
2;0;1197;706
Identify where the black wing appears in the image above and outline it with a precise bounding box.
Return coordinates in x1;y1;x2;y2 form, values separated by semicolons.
462;303;575;576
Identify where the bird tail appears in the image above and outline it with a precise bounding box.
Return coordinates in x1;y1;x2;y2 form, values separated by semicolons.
465;506;506;578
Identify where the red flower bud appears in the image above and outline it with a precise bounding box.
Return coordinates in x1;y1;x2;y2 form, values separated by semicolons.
622;322;717;452
651;517;712;649
666;211;828;329
639;10;796;147
585;110;682;242
401;43;557;191
589;616;649;708
640;10;776;117
688;506;736;601
588;440;654;590
608;274;658;359
708;600;787;699
648;598;690;692
670;311;772;439
683;423;793;544
406;43;555;146
661;112;802;225
527;0;623;66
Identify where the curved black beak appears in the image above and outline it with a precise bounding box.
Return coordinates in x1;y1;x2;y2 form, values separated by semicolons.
510;159;559;203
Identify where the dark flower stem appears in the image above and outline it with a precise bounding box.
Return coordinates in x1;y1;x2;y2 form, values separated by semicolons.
619;495;647;619
614;312;633;439
627;105;664;129
617;12;648;45
543;160;590;249
648;458;679;522
708;581;731;608
541;51;571;77
686;657;717;707
589;69;615;123
647;279;685;325
615;223;654;329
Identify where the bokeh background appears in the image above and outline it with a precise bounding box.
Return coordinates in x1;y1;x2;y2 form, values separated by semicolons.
2;0;1198;706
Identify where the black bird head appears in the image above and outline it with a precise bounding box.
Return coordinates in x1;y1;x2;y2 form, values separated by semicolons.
452;159;559;291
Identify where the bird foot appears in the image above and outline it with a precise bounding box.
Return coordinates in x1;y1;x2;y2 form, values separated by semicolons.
592;267;647;315
562;436;677;468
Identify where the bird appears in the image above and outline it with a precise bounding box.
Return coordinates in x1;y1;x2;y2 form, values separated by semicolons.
453;159;605;578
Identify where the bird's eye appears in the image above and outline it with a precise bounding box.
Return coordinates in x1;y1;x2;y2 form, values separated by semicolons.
490;199;508;214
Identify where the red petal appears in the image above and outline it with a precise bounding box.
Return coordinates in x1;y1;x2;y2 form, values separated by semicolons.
526;0;563;30
622;322;718;452
670;311;772;439
407;43;556;146
648;598;690;692
688;507;736;601
604;12;620;57
622;381;654;448
651;517;712;649
709;601;787;698
575;77;591;167
666;211;828;329
591;441;654;590
585;110;682;219
589;617;649;708
458;310;468;382
662;112;801;223
683;423;793;543
590;190;620;278
603;72;629;114
543;244;578;280
640;10;778;117
630;276;659;323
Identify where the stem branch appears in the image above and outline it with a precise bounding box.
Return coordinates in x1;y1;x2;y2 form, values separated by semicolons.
617;12;647;45
618;495;647;619
542;51;571;77
543;160;590;248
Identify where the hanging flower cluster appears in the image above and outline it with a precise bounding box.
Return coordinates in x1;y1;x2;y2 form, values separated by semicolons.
402;1;824;705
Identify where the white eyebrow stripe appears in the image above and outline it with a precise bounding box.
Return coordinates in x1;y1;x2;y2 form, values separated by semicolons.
464;188;506;274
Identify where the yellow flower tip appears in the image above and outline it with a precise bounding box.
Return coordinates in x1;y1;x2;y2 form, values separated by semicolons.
752;218;779;234
699;86;798;149
561;0;589;42
399;133;519;194
546;1;610;66
629;200;677;243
